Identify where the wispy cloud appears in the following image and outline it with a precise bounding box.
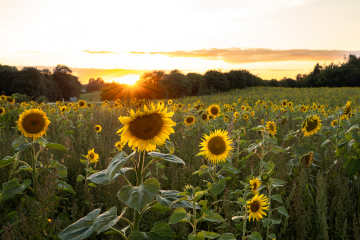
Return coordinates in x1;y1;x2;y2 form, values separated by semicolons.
127;48;360;64
83;50;118;54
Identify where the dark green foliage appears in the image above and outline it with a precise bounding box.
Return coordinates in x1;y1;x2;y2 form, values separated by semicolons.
86;78;106;92
160;70;191;99
52;65;82;100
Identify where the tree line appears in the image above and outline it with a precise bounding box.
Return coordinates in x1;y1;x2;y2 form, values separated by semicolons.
0;64;82;102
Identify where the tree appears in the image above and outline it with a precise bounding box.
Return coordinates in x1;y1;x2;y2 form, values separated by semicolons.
226;70;247;89
139;70;165;84
86;77;106;92
52;64;82;100
200;69;229;95
159;71;191;99
186;73;203;96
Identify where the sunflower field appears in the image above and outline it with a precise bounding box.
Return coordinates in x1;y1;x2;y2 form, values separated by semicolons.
1;87;360;240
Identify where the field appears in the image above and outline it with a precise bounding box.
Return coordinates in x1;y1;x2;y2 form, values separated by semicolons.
79;91;103;102
1;86;360;240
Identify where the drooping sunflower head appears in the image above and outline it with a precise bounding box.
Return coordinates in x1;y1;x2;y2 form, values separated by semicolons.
247;194;269;221
302;115;322;137
249;177;261;194
17;109;51;138
6;97;15;104
94;125;102;132
0;107;5;115
343;101;351;115
184;116;195;126
266;121;277;135
201;113;208;121
207;104;220;118
115;141;123;151
331;119;338;127
117;103;176;152
78;100;87;108
301;152;314;168
87;148;99;163
199;129;233;164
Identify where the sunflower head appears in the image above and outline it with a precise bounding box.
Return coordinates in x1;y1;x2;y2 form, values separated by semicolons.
0;95;6;100
78;100;87;108
288;102;293;108
0;107;5;115
17;109;51;138
199;129;233;164
117;103;176;152
260;172;270;183
201;113;208;121
207;104;220;118
247;194;269;221
115;141;123;151
87;148;99;163
168;99;173;105
249;177;261;194
331;119;338;127
184;116;195;126
301;152;313;167
302;115;322;137
282;100;287;107
266;121;277;135
6;97;15;104
234;112;240;118
243;114;249;120
94;125;102;132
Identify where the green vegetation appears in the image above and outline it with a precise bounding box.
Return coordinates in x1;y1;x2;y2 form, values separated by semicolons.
79;91;103;102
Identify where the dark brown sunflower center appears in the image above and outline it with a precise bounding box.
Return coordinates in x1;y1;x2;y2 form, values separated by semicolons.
89;153;94;159
269;124;275;131
186;117;194;124
22;113;46;134
208;136;226;155
306;119;318;132
202;114;207;120
250;200;261;212
79;101;85;106
344;106;351;115
0;108;3;114
210;107;219;115
95;127;100;131
129;113;163;140
252;182;258;190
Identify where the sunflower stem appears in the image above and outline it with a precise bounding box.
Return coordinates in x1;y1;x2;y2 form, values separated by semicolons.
266;186;272;240
133;150;145;231
193;199;197;235
30;144;38;201
243;206;247;240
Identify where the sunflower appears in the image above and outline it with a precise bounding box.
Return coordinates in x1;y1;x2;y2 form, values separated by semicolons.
199;129;233;164
0;107;5;115
250;111;255;117
184;116;195;126
249;177;261;195
302;115;322;137
60;106;67;113
201;113;208;121
17;109;51;138
301;106;308;112
117;103;176;152
6;97;15;105
234;112;240;118
116;99;121;104
0;95;6;101
78;100;87;108
247;194;269;221
207;104;220;118
115;141;123;151
243;114;249;120
282;100;287;107
266;121;277;135
261;119;264;124
288;102;293;108
301;152;313;168
94;125;102;132
168;99;173;105
341;101;351;120
87;149;99;163
331;119;338;127
241;105;246;110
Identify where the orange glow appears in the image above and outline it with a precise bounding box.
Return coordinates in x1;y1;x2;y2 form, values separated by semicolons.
112;75;140;85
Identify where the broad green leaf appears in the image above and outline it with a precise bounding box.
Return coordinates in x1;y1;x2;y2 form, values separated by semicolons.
165;140;175;155
50;160;67;179
270;145;285;153
201;231;220;239
12;136;28;150
148;203;171;214
19;165;32;172
0;154;18;168
105;151;135;181
45;143;66;151
261;218;272;227
272;219;281;225
271;178;286;188
218;233;236;240
88;167;132;185
169;207;188;224
268;233;276;239
347;124;359;133
193;189;209;202
58;180;76;194
118;178;160;212
271;194;283;204
276;206;289;217
202;210;224;223
76;175;85;182
265;137;277;145
88;183;97;188
148;152;185;165
58;209;101;240
211;178;228;195
188;232;205;240
156;190;193;209
321;139;331;148
247;231;263;240
94;207;127;234
128;221;174;240
1;179;31;201
32;137;48;146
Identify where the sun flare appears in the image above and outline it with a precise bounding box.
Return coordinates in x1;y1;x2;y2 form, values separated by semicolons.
113;75;140;85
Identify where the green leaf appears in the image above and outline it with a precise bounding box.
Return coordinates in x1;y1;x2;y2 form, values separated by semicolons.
32;137;48;146
261;218;272;227
76;175;85;182
218;233;236;240
347;124;359;133
1;179;31;201
313;134;326;139
148;203;171;214
19;165;32;172
94;207;127;234
193;190;209;202
188;232;205;240
148;152;185;165
265;137;277;145
162;174;169;180
12;136;29;150
211;178;228;195
271;194;283;204
58;180;76;194
50;160;67;179
88;183;97;188
118;178;160;212
169;207;188;224
0;153;19;169
156;190;193;209
270;146;285;153
271;178;286;188
201;231;220;239
88;168;132;185
45;143;66;151
272;219;281;225
268;233;276;239
276;206;289;217
247;231;263;240
58;209;101;240
202;210;224;223
320;139;331;148
128;221;174;240
165;140;175;155
105;151;135;181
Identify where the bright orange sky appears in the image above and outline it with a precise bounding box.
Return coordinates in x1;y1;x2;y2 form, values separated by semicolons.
1;0;360;84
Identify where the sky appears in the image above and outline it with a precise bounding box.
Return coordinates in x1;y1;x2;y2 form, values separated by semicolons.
0;0;359;84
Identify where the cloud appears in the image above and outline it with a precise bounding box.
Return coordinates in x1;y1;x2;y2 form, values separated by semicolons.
83;50;118;54
127;48;360;64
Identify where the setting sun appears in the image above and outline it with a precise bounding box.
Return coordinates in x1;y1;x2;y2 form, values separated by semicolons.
112;74;140;85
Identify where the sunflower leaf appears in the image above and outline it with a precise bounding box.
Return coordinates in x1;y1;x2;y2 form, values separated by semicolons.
105;151;135;181
45;143;66;151
276;206;289;217
148;152;185;165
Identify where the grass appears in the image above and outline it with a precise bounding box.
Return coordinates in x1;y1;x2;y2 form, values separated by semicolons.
79;91;102;102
